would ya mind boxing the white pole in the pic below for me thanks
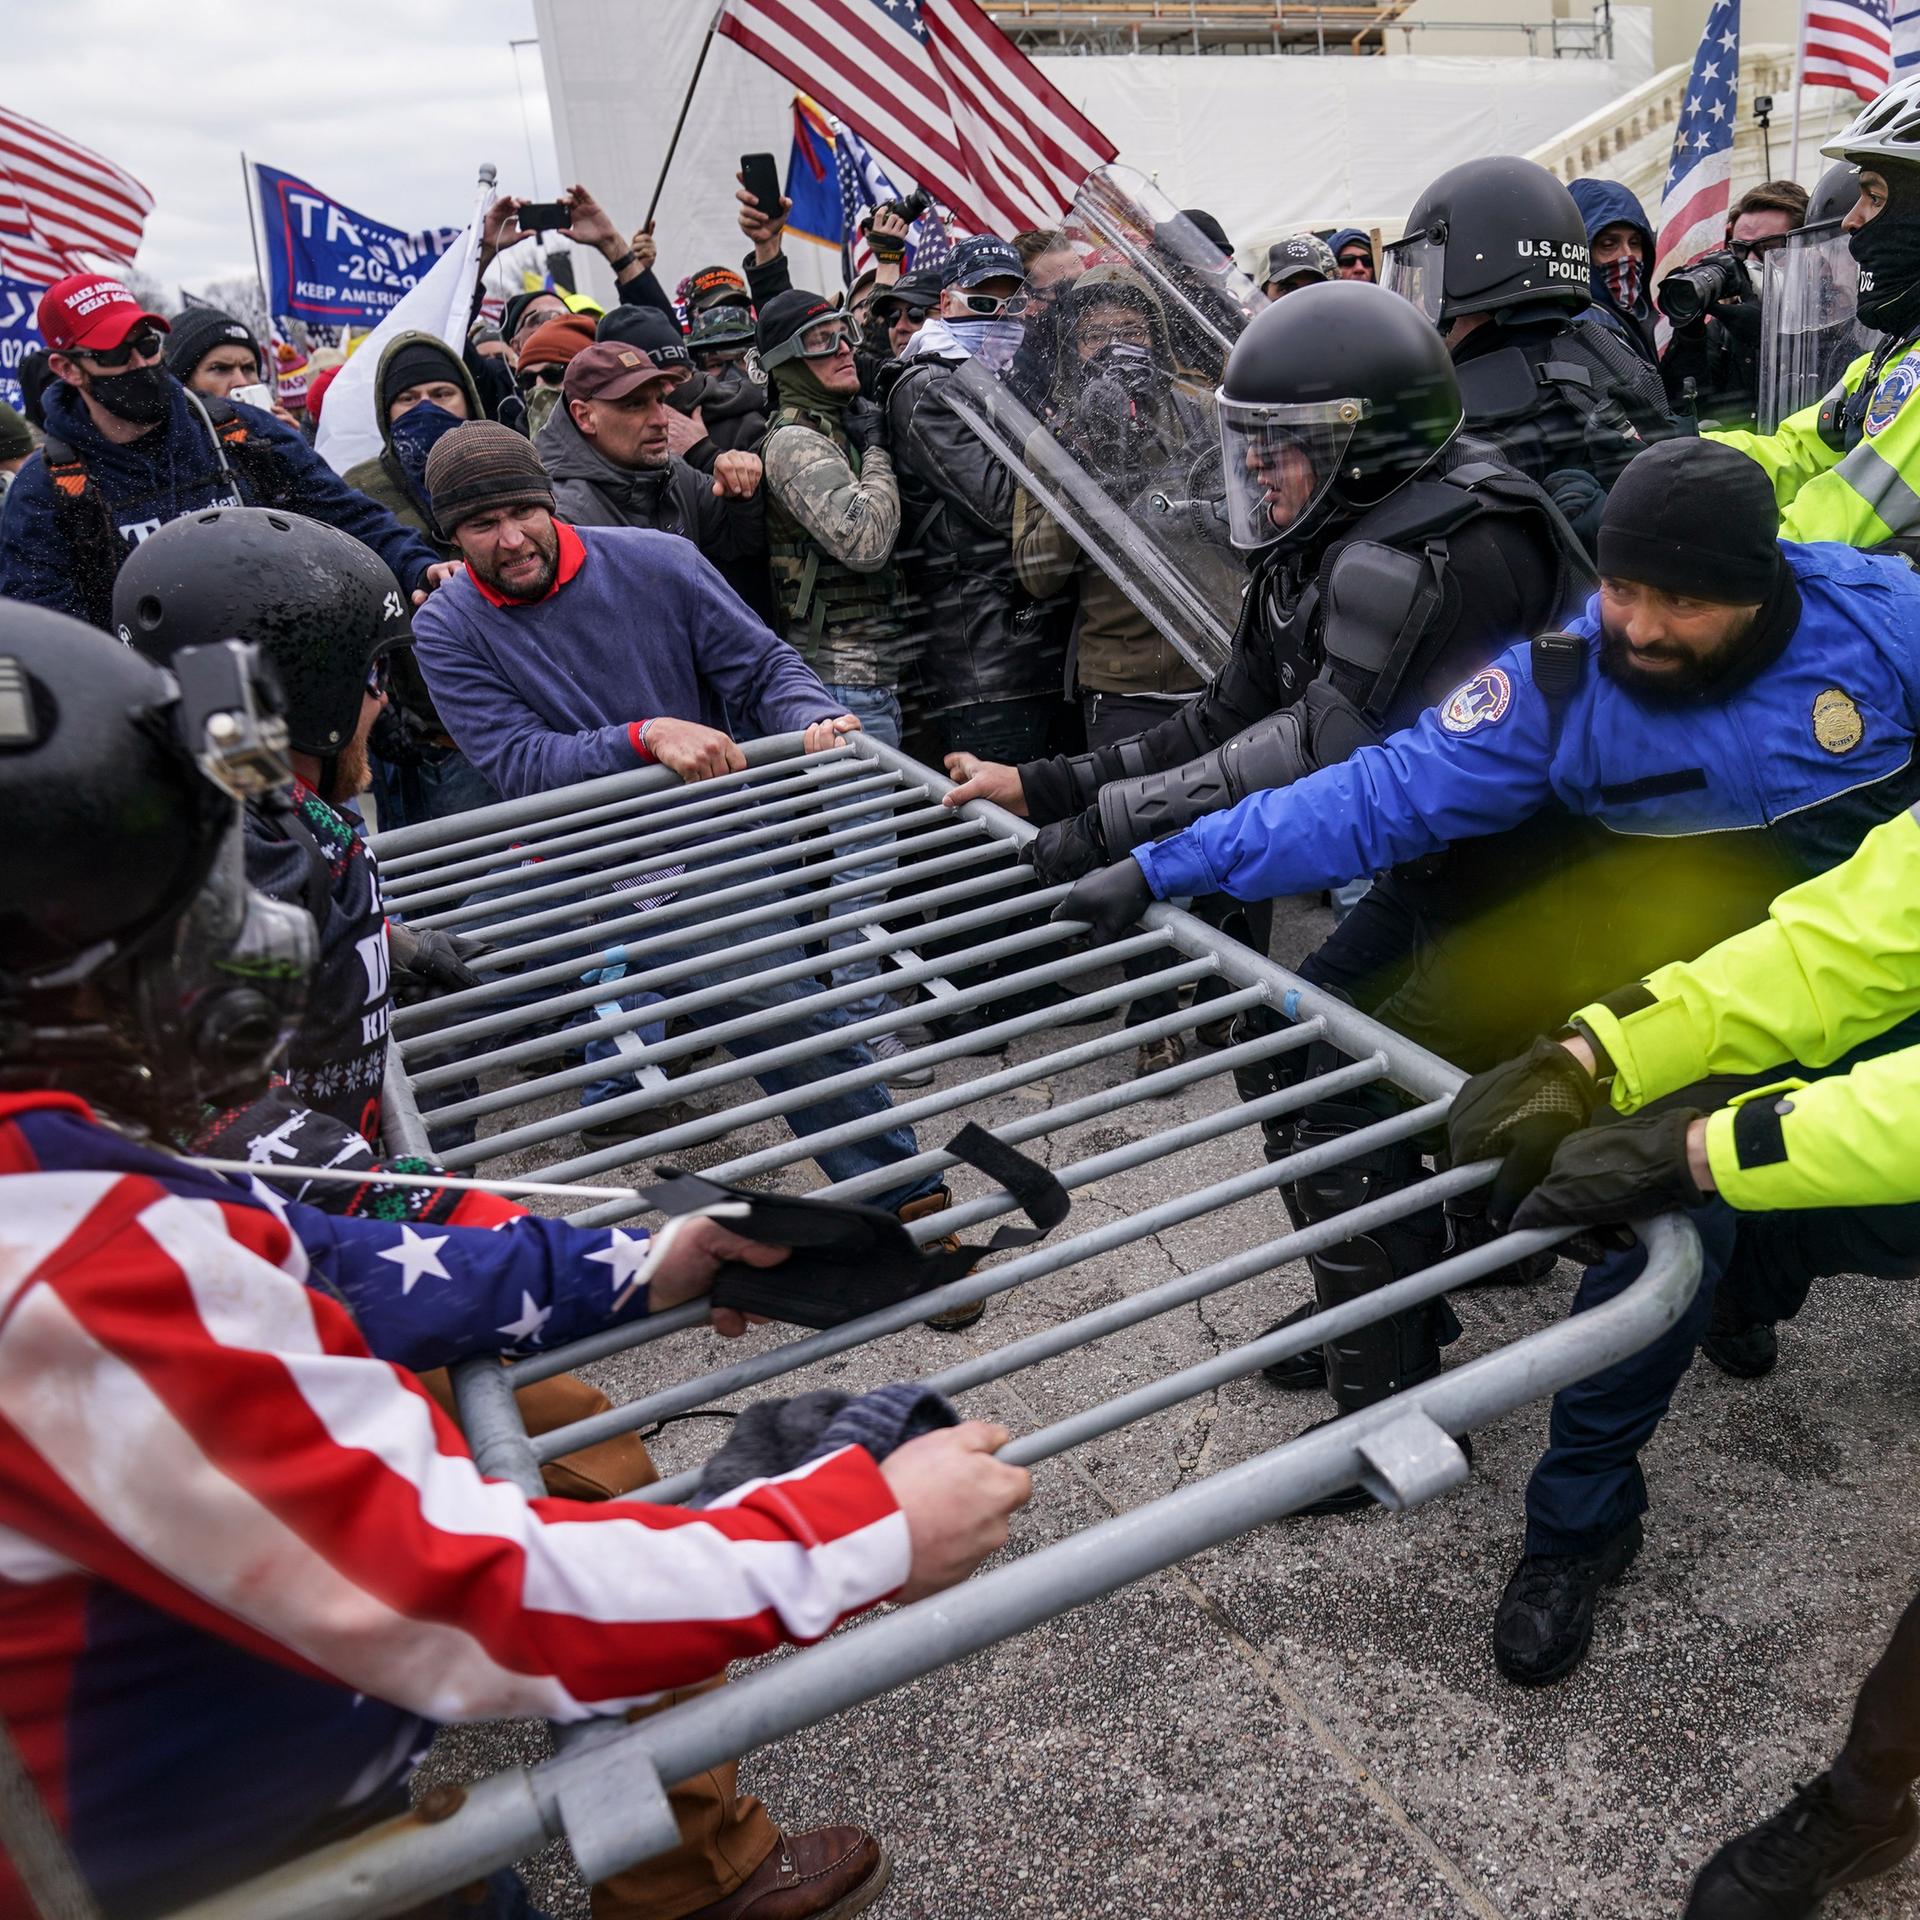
[1788,0,1810,181]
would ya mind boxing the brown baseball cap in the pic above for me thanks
[563,341,684,405]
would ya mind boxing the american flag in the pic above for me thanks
[717,0,1116,238]
[1803,0,1895,99]
[836,123,955,281]
[1654,0,1741,330]
[0,103,152,288]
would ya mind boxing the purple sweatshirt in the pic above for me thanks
[410,522,840,800]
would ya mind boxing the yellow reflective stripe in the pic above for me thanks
[1830,435,1920,535]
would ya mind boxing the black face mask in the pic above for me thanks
[1850,172,1920,338]
[88,362,175,426]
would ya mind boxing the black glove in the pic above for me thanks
[1021,808,1106,885]
[841,397,886,458]
[1447,1036,1602,1225]
[1510,1108,1706,1231]
[1052,856,1153,946]
[389,924,485,1005]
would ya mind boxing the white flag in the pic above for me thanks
[314,176,490,478]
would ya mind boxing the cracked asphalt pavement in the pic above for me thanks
[423,891,1920,1920]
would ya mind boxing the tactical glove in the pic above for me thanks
[1447,1035,1601,1225]
[841,397,887,458]
[1510,1108,1706,1232]
[1021,808,1106,885]
[1052,855,1153,947]
[389,923,486,1005]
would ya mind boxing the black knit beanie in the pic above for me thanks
[380,338,465,413]
[596,305,692,369]
[164,307,259,382]
[424,421,556,532]
[1597,439,1782,604]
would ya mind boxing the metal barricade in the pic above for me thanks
[168,733,1700,1920]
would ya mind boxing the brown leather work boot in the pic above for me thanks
[670,1825,890,1920]
[897,1186,986,1331]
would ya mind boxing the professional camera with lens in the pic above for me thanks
[1656,248,1753,326]
[863,188,932,235]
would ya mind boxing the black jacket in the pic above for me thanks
[1450,312,1686,527]
[535,403,774,625]
[877,335,1067,712]
[1021,448,1580,825]
[670,366,771,471]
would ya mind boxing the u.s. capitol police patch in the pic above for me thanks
[1440,667,1512,734]
[1865,359,1919,437]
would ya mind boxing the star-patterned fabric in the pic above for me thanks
[1653,0,1741,301]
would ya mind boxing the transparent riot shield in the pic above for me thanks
[1758,219,1874,433]
[943,166,1265,681]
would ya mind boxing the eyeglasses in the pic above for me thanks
[74,327,166,370]
[1729,234,1790,263]
[515,363,569,392]
[952,291,1030,318]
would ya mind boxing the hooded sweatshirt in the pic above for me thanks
[1569,178,1660,367]
[342,330,484,553]
[536,398,773,623]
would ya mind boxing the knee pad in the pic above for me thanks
[1309,1234,1461,1414]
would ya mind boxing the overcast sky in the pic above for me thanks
[8,0,564,293]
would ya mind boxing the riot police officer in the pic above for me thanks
[1384,155,1685,539]
[942,282,1592,1495]
[944,280,1590,884]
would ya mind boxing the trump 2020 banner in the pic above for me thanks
[0,271,40,413]
[253,162,461,326]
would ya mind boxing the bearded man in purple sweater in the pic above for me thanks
[409,424,983,1321]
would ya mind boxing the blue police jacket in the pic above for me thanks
[1134,540,1920,910]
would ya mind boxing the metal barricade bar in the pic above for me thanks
[159,733,1704,1920]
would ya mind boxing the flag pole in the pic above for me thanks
[1787,0,1809,180]
[645,7,724,228]
[239,150,270,317]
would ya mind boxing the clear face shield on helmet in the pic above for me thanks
[933,166,1264,680]
[1383,227,1448,325]
[1216,394,1368,550]
[1757,218,1873,433]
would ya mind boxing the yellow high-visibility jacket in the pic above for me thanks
[1569,804,1920,1211]
[1710,337,1920,547]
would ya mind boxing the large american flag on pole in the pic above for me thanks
[1653,0,1741,336]
[0,103,152,287]
[717,0,1116,238]
[1804,0,1895,99]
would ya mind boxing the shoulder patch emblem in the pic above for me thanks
[1812,687,1864,754]
[1441,667,1512,735]
[1865,359,1919,437]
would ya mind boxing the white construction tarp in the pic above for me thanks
[530,0,1654,305]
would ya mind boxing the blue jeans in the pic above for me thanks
[1523,1199,1739,1556]
[814,684,904,1029]
[448,892,937,1210]
[370,748,499,832]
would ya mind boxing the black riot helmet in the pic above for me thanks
[1807,160,1861,228]
[0,603,313,1132]
[1385,156,1592,327]
[1216,279,1463,550]
[112,507,414,791]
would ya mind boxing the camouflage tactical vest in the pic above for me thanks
[763,402,908,685]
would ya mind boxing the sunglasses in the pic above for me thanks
[75,327,166,370]
[515,363,569,391]
[366,656,393,699]
[1729,235,1789,263]
[952,291,1030,318]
